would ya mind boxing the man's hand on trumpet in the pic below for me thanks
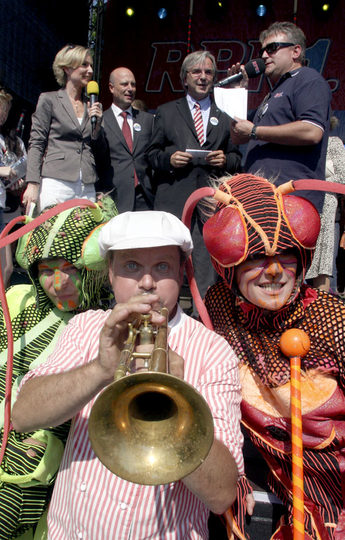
[97,293,162,383]
[96,292,184,383]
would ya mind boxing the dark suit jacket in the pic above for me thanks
[147,96,242,218]
[101,107,154,213]
[26,88,103,185]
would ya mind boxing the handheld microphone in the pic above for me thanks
[215,58,265,88]
[87,81,100,132]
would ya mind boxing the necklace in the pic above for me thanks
[71,99,84,118]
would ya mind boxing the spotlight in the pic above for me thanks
[251,0,271,17]
[315,0,338,17]
[205,0,228,20]
[256,4,267,16]
[125,6,135,16]
[153,0,172,21]
[157,7,168,19]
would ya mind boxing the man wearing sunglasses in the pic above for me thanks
[230,21,331,213]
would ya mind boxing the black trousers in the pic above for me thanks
[134,185,153,211]
[190,209,217,316]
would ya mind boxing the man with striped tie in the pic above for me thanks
[147,51,241,305]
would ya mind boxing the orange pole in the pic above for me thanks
[290,354,305,539]
[280,329,310,540]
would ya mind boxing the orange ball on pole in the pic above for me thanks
[280,328,310,359]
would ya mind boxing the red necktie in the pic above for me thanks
[120,111,138,186]
[193,102,205,146]
[121,111,133,151]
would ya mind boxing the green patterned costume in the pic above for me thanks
[0,201,116,539]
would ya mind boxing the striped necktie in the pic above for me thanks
[193,102,204,146]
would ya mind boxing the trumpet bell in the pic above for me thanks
[88,371,214,485]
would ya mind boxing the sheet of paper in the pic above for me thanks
[214,87,248,120]
[185,148,211,162]
[185,149,211,157]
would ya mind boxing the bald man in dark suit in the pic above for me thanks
[101,67,154,213]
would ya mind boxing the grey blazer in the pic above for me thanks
[26,88,104,185]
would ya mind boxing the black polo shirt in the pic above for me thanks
[245,67,331,212]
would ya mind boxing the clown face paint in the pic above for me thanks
[235,253,298,311]
[38,258,82,311]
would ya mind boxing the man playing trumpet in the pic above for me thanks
[12,210,243,539]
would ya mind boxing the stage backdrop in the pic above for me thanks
[101,0,345,135]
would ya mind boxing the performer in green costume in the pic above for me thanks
[0,200,116,539]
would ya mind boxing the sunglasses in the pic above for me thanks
[259,42,295,57]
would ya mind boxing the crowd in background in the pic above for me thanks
[2,34,345,297]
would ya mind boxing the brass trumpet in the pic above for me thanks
[88,307,214,485]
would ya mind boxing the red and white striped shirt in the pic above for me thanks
[22,306,243,539]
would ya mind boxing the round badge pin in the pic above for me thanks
[210,117,218,126]
[133,123,141,132]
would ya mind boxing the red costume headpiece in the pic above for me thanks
[182,174,345,326]
[202,174,320,288]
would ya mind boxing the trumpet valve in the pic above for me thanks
[139,314,154,345]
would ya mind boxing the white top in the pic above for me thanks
[21,305,243,539]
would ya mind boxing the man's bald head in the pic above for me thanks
[109,67,136,110]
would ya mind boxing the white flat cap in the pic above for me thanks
[98,211,193,258]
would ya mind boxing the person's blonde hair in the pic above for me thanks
[330,114,339,131]
[0,88,23,156]
[52,44,92,87]
[0,88,13,110]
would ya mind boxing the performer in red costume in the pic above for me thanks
[185,173,345,539]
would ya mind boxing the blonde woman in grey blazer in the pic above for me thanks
[22,44,104,213]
